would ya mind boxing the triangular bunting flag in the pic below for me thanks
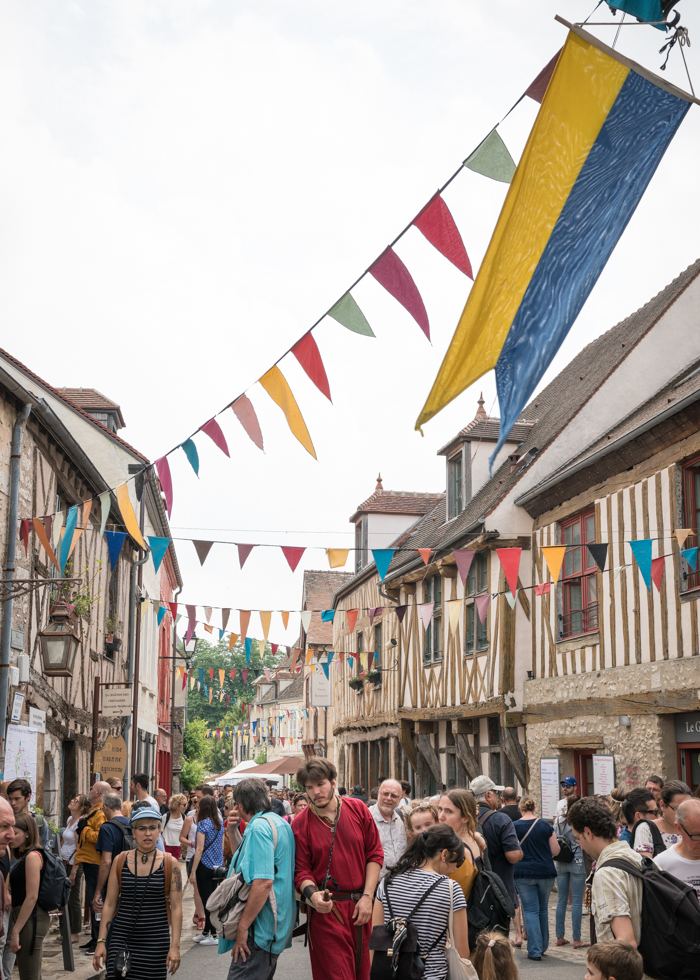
[260,611,271,640]
[203,623,213,634]
[115,483,147,549]
[240,610,250,641]
[420,602,435,630]
[180,439,200,477]
[417,549,432,566]
[20,519,29,557]
[534,583,551,596]
[52,510,63,549]
[327,292,375,337]
[505,590,518,610]
[258,638,266,657]
[193,540,214,566]
[281,611,289,629]
[231,395,265,451]
[587,543,608,574]
[541,546,566,585]
[291,332,332,402]
[300,610,313,633]
[209,668,214,680]
[282,546,305,572]
[200,418,230,457]
[259,366,317,459]
[475,593,490,624]
[464,129,516,183]
[59,505,79,573]
[676,529,693,549]
[326,548,350,569]
[99,491,111,537]
[396,605,407,624]
[629,540,653,591]
[32,518,60,572]
[651,556,665,592]
[497,548,521,596]
[372,549,395,582]
[228,633,239,652]
[413,193,473,278]
[148,536,171,574]
[245,637,252,663]
[370,608,383,627]
[681,547,698,571]
[204,607,212,623]
[157,606,166,626]
[242,668,248,684]
[525,48,561,103]
[82,498,92,532]
[321,662,330,680]
[369,248,430,341]
[447,600,461,635]
[219,669,225,687]
[453,550,476,586]
[271,643,279,656]
[186,605,197,644]
[222,608,230,631]
[104,530,127,571]
[67,528,83,559]
[321,609,335,623]
[346,609,358,633]
[154,456,173,518]
[237,543,255,569]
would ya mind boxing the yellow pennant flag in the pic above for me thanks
[305,648,313,665]
[281,611,289,629]
[219,690,224,702]
[228,632,239,651]
[310,664,316,674]
[33,519,60,572]
[259,366,317,459]
[140,600,149,622]
[115,483,147,549]
[447,599,462,635]
[541,545,567,584]
[259,611,271,641]
[676,528,693,549]
[219,669,225,687]
[326,548,350,569]
[190,674,196,689]
[52,510,64,549]
[197,680,201,691]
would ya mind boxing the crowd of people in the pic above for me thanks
[2,763,693,980]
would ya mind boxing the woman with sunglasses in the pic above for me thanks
[93,806,182,980]
[634,779,692,854]
[372,825,470,980]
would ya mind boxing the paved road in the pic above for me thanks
[177,933,588,980]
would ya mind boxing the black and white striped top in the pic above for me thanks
[376,868,466,980]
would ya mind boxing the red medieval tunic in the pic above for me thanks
[293,797,384,980]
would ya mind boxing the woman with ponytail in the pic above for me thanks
[471,931,519,980]
[372,825,470,980]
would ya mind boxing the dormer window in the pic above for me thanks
[447,450,465,520]
[355,517,368,572]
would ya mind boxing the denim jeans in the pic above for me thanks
[554,857,586,941]
[515,877,555,959]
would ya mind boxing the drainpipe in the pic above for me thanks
[170,582,183,791]
[0,402,31,757]
[124,552,148,783]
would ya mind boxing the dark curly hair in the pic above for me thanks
[567,797,619,841]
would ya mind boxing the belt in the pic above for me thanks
[298,890,365,974]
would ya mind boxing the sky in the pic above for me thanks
[1,1,698,647]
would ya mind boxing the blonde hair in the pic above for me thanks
[472,931,519,980]
[121,800,133,817]
[406,802,438,833]
[518,796,536,814]
[440,789,477,837]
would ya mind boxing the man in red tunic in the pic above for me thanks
[293,757,383,980]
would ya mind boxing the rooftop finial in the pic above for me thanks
[375,473,383,491]
[476,392,487,418]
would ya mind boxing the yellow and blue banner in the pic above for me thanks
[417,28,693,466]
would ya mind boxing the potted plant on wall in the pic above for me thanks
[348,672,365,692]
[104,615,122,654]
[367,667,382,687]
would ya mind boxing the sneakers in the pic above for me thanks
[83,947,97,956]
[79,940,94,950]
[199,936,218,946]
[192,933,206,943]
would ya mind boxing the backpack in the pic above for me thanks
[630,818,666,857]
[206,814,279,940]
[465,848,515,942]
[369,877,445,980]
[30,848,71,912]
[109,817,137,853]
[552,817,575,864]
[598,857,700,980]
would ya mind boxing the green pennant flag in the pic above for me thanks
[464,129,516,184]
[327,292,375,337]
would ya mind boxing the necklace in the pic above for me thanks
[136,849,152,865]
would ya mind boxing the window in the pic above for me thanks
[448,451,464,520]
[373,623,382,670]
[357,631,363,674]
[423,576,443,664]
[465,552,488,656]
[561,510,598,638]
[355,518,368,572]
[683,458,700,591]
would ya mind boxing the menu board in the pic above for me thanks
[593,755,616,796]
[540,757,560,821]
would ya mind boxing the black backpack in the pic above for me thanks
[630,818,666,857]
[600,857,700,980]
[30,848,71,912]
[109,817,137,853]
[466,854,515,941]
[369,878,445,980]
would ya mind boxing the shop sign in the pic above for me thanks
[675,712,700,743]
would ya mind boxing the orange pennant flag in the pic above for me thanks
[209,668,214,679]
[82,498,92,530]
[219,669,225,687]
[32,518,60,572]
[675,529,693,549]
[208,688,213,704]
[281,611,289,629]
[260,611,271,641]
[228,632,239,651]
[239,610,250,642]
[541,545,567,585]
[203,624,213,633]
[346,609,359,633]
[290,648,300,672]
[258,366,317,459]
[115,483,147,549]
[68,528,84,558]
[417,549,432,565]
[305,648,313,665]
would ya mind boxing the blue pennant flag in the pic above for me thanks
[219,629,225,640]
[181,438,200,477]
[372,549,396,582]
[327,651,335,663]
[629,539,653,590]
[198,667,204,684]
[104,530,127,571]
[252,720,258,734]
[321,662,330,679]
[321,609,335,622]
[681,547,698,572]
[148,536,171,574]
[59,505,79,574]
[245,637,252,663]
[157,605,166,627]
[348,656,354,668]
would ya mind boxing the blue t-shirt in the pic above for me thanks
[95,815,131,856]
[513,818,557,879]
[196,817,224,869]
[478,806,522,902]
[217,811,295,957]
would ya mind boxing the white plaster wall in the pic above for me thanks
[470,439,520,501]
[367,513,423,549]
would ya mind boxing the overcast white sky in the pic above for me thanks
[2,1,698,646]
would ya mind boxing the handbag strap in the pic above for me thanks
[519,818,540,845]
[385,874,443,923]
[122,851,158,948]
[448,878,455,941]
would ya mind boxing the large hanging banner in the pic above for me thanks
[417,22,694,468]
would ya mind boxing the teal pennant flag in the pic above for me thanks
[629,539,653,590]
[372,549,396,582]
[148,536,171,574]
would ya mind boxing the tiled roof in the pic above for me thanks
[258,674,304,704]
[437,416,534,456]
[349,490,445,523]
[60,388,126,428]
[300,570,354,644]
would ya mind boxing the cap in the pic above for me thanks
[129,806,163,825]
[561,776,578,788]
[469,775,505,797]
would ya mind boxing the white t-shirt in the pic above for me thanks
[654,845,700,900]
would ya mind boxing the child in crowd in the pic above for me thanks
[585,941,643,980]
[406,801,438,841]
[471,931,518,980]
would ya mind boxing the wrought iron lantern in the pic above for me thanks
[39,620,81,677]
[183,633,199,656]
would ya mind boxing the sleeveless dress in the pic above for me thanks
[106,860,170,980]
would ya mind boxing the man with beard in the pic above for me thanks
[293,757,383,980]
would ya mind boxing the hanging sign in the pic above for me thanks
[95,735,128,780]
[102,686,132,717]
[540,757,560,821]
[311,670,332,707]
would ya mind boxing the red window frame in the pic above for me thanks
[561,509,598,639]
[683,457,700,591]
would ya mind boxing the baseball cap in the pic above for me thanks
[469,775,505,796]
[129,806,163,825]
[561,776,578,788]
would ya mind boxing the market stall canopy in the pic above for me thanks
[243,756,304,775]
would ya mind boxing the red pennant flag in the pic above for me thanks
[453,550,476,585]
[242,669,248,683]
[497,548,521,597]
[651,557,665,592]
[155,456,173,518]
[271,643,279,656]
[182,670,188,691]
[20,519,29,557]
[230,669,236,680]
[369,248,430,340]
[346,609,359,633]
[231,395,264,451]
[209,668,214,680]
[237,543,255,569]
[525,49,562,103]
[200,418,230,457]
[169,602,178,619]
[534,583,551,596]
[413,194,473,278]
[282,546,305,572]
[225,695,230,706]
[417,549,432,566]
[291,333,332,402]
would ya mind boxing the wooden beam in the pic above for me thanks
[549,736,605,750]
[416,733,442,785]
[399,696,505,722]
[398,719,418,771]
[415,720,435,734]
[501,724,527,789]
[454,733,481,779]
[452,719,478,735]
[524,688,700,723]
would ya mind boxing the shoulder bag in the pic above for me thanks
[369,877,445,980]
[445,880,478,980]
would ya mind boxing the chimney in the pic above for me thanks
[509,454,520,474]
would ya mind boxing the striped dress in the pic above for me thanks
[106,860,171,980]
